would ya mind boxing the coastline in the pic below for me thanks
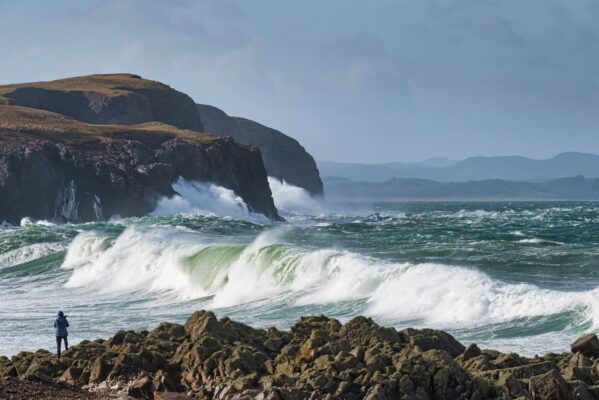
[1,311,597,399]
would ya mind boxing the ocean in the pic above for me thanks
[1,178,598,357]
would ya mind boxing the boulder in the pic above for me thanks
[459,343,481,362]
[571,334,599,358]
[528,369,570,400]
[401,328,465,358]
[128,374,154,399]
[149,323,186,342]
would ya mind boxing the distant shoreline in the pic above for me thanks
[325,197,599,202]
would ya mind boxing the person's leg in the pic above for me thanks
[56,336,61,358]
[64,336,68,351]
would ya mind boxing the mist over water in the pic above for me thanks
[1,178,599,357]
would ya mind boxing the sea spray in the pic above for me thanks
[0,242,65,269]
[152,178,252,220]
[268,177,324,216]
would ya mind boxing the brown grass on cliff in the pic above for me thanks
[0,105,218,146]
[0,73,168,98]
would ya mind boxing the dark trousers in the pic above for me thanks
[56,336,68,358]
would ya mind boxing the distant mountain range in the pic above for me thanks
[324,176,599,201]
[318,152,599,182]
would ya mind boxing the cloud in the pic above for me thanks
[0,0,597,162]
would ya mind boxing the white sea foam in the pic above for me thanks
[152,178,252,220]
[366,263,599,328]
[0,242,64,268]
[20,217,56,227]
[518,238,563,245]
[60,226,599,331]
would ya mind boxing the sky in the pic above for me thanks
[0,0,597,163]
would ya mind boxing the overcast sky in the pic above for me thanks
[1,0,597,163]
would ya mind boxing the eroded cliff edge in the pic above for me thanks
[0,75,280,223]
[197,104,324,196]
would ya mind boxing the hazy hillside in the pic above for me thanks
[324,175,599,200]
[319,152,599,182]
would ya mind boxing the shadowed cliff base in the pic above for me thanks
[1,311,598,399]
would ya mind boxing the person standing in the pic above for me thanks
[54,311,69,359]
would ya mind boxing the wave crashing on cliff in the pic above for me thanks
[268,177,324,216]
[151,177,326,221]
[152,178,251,219]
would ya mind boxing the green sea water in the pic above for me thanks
[2,199,599,357]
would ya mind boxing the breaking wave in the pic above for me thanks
[0,242,64,269]
[60,226,599,330]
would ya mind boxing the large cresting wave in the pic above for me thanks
[60,226,599,330]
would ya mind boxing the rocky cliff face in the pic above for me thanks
[0,104,280,224]
[196,104,324,196]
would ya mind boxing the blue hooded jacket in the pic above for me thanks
[54,311,69,337]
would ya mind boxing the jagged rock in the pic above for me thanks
[149,323,186,342]
[475,361,557,381]
[494,371,530,399]
[60,366,83,385]
[183,310,220,342]
[128,374,153,399]
[460,343,482,362]
[559,352,595,383]
[571,334,599,358]
[89,355,113,383]
[401,328,465,357]
[528,369,570,400]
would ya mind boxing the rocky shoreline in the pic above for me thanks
[1,311,598,399]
